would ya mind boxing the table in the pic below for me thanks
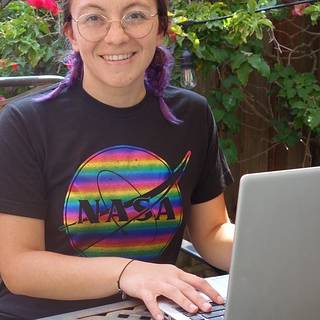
[38,299,151,320]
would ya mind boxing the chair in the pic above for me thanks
[0,75,64,110]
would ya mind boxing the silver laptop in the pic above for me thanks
[159,166,320,320]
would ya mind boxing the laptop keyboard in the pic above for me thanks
[175,301,225,320]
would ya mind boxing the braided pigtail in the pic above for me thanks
[145,46,182,125]
[35,51,83,102]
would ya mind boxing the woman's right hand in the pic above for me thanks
[118,260,224,320]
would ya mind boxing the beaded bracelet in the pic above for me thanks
[117,259,135,300]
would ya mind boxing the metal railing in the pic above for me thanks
[0,75,64,88]
[0,75,64,109]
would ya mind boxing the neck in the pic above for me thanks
[82,77,147,108]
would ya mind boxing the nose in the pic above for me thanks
[103,20,130,44]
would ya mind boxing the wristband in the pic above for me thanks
[117,259,135,300]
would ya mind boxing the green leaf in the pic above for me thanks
[222,93,238,112]
[289,100,306,112]
[212,108,226,123]
[38,21,49,34]
[236,63,252,86]
[255,26,263,40]
[308,111,320,130]
[230,87,245,102]
[259,18,274,29]
[210,47,229,64]
[223,113,241,133]
[247,0,257,13]
[186,32,200,48]
[199,46,221,63]
[230,52,247,71]
[272,120,300,147]
[286,88,296,99]
[220,138,238,164]
[222,76,241,89]
[247,54,270,77]
[297,87,313,100]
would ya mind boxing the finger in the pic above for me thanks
[173,280,213,313]
[159,283,199,314]
[181,273,225,305]
[142,291,164,320]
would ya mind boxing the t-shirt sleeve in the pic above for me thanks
[191,104,233,204]
[0,103,47,219]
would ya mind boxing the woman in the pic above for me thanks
[0,0,234,319]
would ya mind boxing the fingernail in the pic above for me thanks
[189,304,198,312]
[202,302,212,311]
[217,296,225,304]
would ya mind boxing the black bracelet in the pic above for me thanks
[117,259,135,300]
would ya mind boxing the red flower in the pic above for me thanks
[292,4,309,16]
[0,96,6,101]
[26,0,59,16]
[11,63,19,72]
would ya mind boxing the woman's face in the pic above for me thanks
[65,0,163,98]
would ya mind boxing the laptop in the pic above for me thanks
[159,166,320,320]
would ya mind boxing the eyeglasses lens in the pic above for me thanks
[77,11,155,41]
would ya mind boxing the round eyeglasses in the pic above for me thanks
[72,10,158,42]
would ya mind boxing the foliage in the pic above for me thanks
[270,64,320,145]
[168,0,320,164]
[304,2,320,24]
[0,1,66,96]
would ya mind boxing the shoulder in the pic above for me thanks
[164,85,208,110]
[163,85,211,123]
[0,83,70,121]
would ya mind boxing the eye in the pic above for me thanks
[124,11,148,24]
[81,14,105,26]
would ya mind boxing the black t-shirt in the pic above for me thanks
[0,82,233,319]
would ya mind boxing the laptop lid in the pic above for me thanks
[159,166,320,320]
[225,166,320,320]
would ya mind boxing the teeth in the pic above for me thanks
[103,53,133,61]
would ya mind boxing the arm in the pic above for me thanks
[187,194,235,272]
[0,213,130,300]
[0,213,224,320]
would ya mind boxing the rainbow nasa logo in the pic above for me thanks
[63,145,191,260]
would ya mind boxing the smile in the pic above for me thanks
[102,53,135,61]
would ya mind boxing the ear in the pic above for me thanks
[64,22,80,52]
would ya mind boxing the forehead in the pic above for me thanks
[70,0,158,15]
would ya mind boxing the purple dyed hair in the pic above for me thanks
[145,46,182,125]
[36,0,181,124]
[35,51,83,101]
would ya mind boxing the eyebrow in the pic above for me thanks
[122,2,153,12]
[77,2,154,16]
[78,4,105,16]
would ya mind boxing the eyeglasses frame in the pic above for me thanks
[71,11,159,42]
